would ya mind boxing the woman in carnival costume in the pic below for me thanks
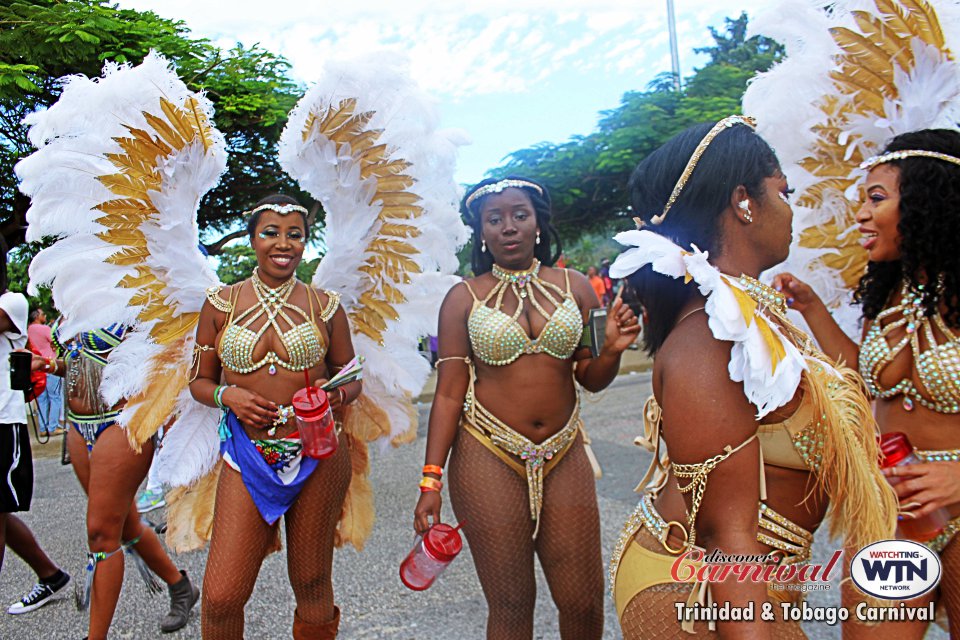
[742,2,960,635]
[17,51,466,639]
[30,323,199,638]
[15,57,209,640]
[777,131,960,638]
[191,195,358,639]
[413,175,641,639]
[607,117,897,639]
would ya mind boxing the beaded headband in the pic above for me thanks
[860,150,960,170]
[649,115,757,226]
[464,179,544,209]
[247,203,309,216]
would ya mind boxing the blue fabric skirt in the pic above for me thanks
[220,411,318,525]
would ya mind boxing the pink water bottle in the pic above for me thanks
[292,387,338,459]
[880,432,951,542]
[399,523,463,591]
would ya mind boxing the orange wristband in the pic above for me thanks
[422,464,443,477]
[418,477,443,493]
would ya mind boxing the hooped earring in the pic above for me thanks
[738,199,753,223]
[536,230,541,245]
[481,238,487,253]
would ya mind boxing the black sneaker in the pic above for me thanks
[7,571,71,614]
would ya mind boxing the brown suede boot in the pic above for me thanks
[293,606,340,640]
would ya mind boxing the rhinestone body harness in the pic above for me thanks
[214,268,339,375]
[859,281,960,413]
[466,260,583,366]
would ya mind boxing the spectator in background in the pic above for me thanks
[586,266,606,304]
[599,258,614,305]
[27,310,61,436]
[1,292,71,614]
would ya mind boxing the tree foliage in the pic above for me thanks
[0,0,310,258]
[491,13,783,241]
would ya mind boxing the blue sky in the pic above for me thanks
[117,0,760,184]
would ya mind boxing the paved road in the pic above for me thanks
[0,373,946,639]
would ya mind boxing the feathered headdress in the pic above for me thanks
[743,0,960,335]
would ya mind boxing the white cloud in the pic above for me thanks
[119,0,756,99]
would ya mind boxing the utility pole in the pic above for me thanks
[666,0,682,90]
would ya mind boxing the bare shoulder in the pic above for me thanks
[657,309,757,460]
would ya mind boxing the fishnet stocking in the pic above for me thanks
[449,429,603,640]
[284,436,351,631]
[619,528,806,639]
[939,535,960,638]
[201,442,351,640]
[202,465,281,640]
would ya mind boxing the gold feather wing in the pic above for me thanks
[279,55,468,548]
[18,52,227,447]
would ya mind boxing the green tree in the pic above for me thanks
[0,0,311,259]
[492,12,783,241]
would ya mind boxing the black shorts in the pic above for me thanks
[0,424,32,512]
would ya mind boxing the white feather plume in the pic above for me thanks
[279,53,468,444]
[17,52,226,472]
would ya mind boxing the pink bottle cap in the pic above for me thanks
[423,523,463,562]
[292,387,329,419]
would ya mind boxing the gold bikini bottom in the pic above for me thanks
[611,494,811,633]
[461,391,582,538]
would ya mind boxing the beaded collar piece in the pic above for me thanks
[492,259,541,291]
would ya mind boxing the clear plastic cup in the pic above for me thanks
[399,523,463,591]
[292,387,337,459]
[880,432,951,542]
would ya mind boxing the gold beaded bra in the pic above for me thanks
[209,269,341,375]
[465,260,583,367]
[859,282,960,413]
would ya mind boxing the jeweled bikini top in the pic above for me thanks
[465,259,583,367]
[211,269,340,375]
[859,281,960,413]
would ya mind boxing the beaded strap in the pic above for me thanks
[205,285,234,313]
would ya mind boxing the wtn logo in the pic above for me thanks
[861,559,928,583]
[851,541,941,600]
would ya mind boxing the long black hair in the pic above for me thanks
[246,194,310,239]
[461,176,562,275]
[623,121,781,354]
[853,129,960,327]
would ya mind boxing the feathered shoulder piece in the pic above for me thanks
[609,230,807,417]
[743,0,960,335]
[16,51,226,450]
[279,54,468,447]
